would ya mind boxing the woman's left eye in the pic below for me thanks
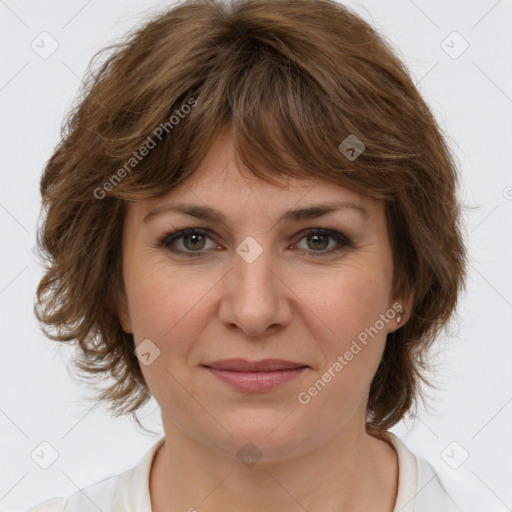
[159,228,353,259]
[293,228,353,258]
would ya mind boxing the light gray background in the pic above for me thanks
[0,0,511,511]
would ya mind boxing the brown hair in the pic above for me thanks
[34,0,467,435]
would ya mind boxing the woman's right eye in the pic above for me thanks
[160,228,217,257]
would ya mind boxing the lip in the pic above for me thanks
[202,359,309,393]
[203,358,307,371]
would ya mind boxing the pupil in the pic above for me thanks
[185,234,204,250]
[309,234,327,250]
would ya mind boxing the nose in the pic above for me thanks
[218,238,293,338]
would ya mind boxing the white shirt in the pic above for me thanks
[26,432,464,512]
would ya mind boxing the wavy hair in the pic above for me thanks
[34,0,467,435]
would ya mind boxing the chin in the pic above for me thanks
[200,410,315,461]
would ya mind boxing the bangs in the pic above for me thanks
[91,17,407,203]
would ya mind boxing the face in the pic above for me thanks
[117,125,410,462]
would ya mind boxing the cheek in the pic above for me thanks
[296,272,392,426]
[313,267,392,383]
[320,264,392,337]
[123,259,220,410]
[124,251,205,341]
[124,264,209,406]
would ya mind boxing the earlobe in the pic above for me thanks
[396,306,405,325]
[392,291,414,330]
[116,288,133,334]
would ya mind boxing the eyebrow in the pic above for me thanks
[143,200,369,225]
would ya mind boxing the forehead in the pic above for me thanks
[133,125,379,219]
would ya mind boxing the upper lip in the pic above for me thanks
[202,358,308,371]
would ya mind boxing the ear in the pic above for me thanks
[116,285,133,334]
[390,290,414,332]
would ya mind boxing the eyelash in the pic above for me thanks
[158,227,353,259]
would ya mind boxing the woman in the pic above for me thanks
[29,0,469,510]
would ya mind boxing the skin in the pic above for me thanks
[117,124,414,512]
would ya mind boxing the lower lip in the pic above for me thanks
[204,367,308,392]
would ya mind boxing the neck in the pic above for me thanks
[149,415,398,512]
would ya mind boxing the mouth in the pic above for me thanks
[201,359,309,392]
[202,358,308,371]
